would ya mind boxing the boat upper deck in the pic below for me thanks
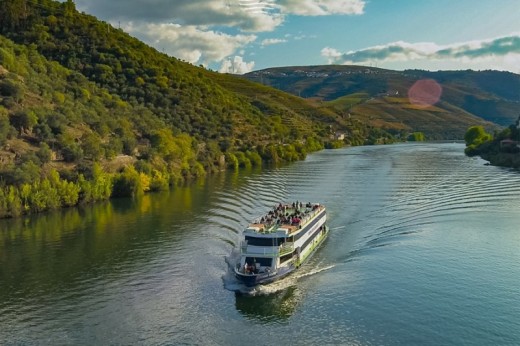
[245,202,325,236]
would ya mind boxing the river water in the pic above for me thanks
[1,142,520,345]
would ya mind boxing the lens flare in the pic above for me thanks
[408,79,442,107]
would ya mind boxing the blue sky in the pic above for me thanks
[73,0,520,74]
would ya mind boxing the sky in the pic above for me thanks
[71,0,520,74]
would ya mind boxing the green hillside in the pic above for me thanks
[1,0,357,148]
[245,65,516,138]
[0,0,400,217]
[323,95,494,139]
[464,121,520,170]
[1,0,268,143]
[0,0,502,218]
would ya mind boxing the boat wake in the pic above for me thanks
[293,264,335,279]
[222,253,335,296]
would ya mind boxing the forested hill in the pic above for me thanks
[1,0,309,142]
[245,66,517,138]
[0,0,385,150]
[0,0,395,217]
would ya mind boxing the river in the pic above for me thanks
[1,142,520,345]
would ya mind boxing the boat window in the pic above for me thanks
[245,257,272,267]
[245,236,285,246]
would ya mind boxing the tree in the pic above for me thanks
[464,126,491,147]
[81,132,103,160]
[407,132,425,141]
[0,78,24,103]
[0,107,11,144]
[0,0,28,31]
[10,110,37,134]
[464,126,492,156]
[36,142,53,163]
[111,165,143,198]
[13,160,40,185]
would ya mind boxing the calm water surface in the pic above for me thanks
[1,143,520,345]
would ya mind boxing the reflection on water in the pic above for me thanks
[0,189,196,301]
[2,143,520,345]
[235,286,301,323]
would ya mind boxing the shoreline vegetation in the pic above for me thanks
[464,120,520,170]
[0,0,410,218]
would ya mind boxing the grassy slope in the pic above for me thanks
[0,0,345,150]
[213,73,344,139]
[346,97,493,140]
[1,0,379,177]
[245,65,518,138]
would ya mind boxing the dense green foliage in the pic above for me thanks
[0,0,347,148]
[407,132,425,141]
[0,166,111,218]
[464,126,492,147]
[0,0,396,217]
[464,121,520,169]
[464,125,493,155]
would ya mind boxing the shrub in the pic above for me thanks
[111,165,143,198]
[0,79,23,102]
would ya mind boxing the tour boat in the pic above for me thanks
[234,202,329,287]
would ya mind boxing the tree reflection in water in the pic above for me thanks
[234,286,302,323]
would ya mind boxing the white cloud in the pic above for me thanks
[75,0,365,33]
[239,0,277,15]
[219,56,256,74]
[321,34,520,72]
[321,47,342,61]
[76,0,283,32]
[278,0,365,16]
[503,54,520,72]
[286,33,317,40]
[124,22,256,65]
[72,0,367,71]
[261,38,288,46]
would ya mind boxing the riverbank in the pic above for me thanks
[479,152,520,170]
[464,124,520,171]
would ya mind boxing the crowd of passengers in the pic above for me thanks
[258,202,319,227]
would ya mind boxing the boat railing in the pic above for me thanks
[240,246,280,256]
[279,242,294,256]
[302,205,324,225]
[240,241,295,256]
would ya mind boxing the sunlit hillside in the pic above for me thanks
[245,65,518,138]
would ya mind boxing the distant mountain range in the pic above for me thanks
[245,66,519,139]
